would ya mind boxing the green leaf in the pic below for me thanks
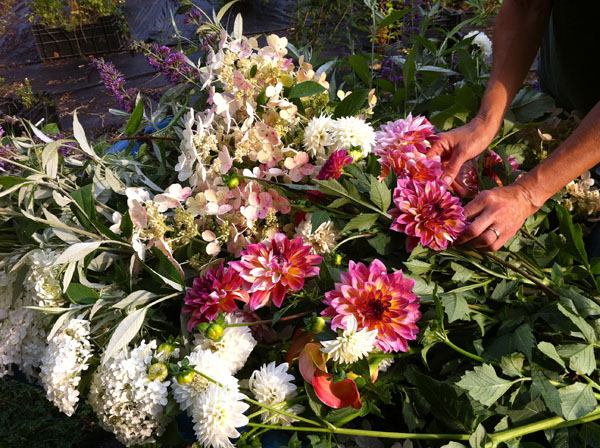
[441,443,466,448]
[556,204,588,266]
[150,247,185,287]
[288,81,327,99]
[557,343,596,376]
[348,54,371,86]
[311,210,330,233]
[457,364,519,407]
[560,288,600,318]
[403,260,431,275]
[124,96,144,136]
[513,323,536,358]
[102,306,148,363]
[66,283,100,305]
[70,184,97,230]
[530,365,562,416]
[451,262,474,283]
[510,88,555,123]
[500,353,525,378]
[469,424,487,448]
[403,46,416,91]
[537,341,566,369]
[441,293,470,323]
[368,233,392,256]
[333,89,370,118]
[457,49,477,83]
[580,422,600,448]
[329,197,350,208]
[376,8,409,31]
[369,177,391,212]
[0,176,30,189]
[557,302,597,343]
[490,279,519,300]
[342,213,378,233]
[558,382,597,421]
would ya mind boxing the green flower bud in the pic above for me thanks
[306,316,326,334]
[177,371,195,385]
[206,323,224,341]
[334,254,343,265]
[228,176,240,189]
[148,362,168,382]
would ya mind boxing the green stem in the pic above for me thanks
[226,311,312,327]
[443,337,486,364]
[486,406,600,447]
[244,397,322,427]
[246,423,470,441]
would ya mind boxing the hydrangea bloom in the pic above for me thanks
[172,349,239,413]
[390,179,467,252]
[320,315,378,364]
[249,361,304,425]
[230,233,322,310]
[317,150,354,180]
[191,384,249,448]
[193,314,257,374]
[322,259,420,353]
[183,264,250,330]
[39,317,92,416]
[88,340,170,446]
[458,150,519,196]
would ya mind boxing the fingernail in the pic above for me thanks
[442,175,452,186]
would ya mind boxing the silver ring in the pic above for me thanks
[488,227,500,240]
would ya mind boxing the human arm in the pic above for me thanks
[427,0,552,186]
[458,100,600,250]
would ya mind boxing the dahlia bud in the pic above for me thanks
[227,176,240,189]
[157,342,175,359]
[348,149,363,163]
[148,362,168,382]
[334,254,343,265]
[176,371,195,385]
[305,316,326,334]
[206,323,224,341]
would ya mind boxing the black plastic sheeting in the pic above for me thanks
[0,0,293,67]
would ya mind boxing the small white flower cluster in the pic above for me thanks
[249,362,304,425]
[193,313,257,374]
[304,115,376,162]
[294,214,339,255]
[321,315,378,365]
[0,250,61,380]
[40,317,93,416]
[88,340,170,447]
[464,30,493,59]
[565,171,600,217]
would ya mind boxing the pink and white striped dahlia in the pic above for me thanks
[229,233,322,310]
[322,260,420,353]
[374,114,438,156]
[183,264,249,330]
[390,179,467,252]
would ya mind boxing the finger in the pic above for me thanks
[463,191,491,221]
[456,210,495,245]
[426,135,448,159]
[441,152,466,186]
[467,228,500,249]
[450,179,469,198]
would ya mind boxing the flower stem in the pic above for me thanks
[226,311,312,327]
[443,337,486,363]
[246,423,471,441]
[244,397,321,427]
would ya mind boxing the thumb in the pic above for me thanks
[426,134,448,160]
[441,152,465,186]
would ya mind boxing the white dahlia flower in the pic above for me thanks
[303,115,334,160]
[191,383,249,448]
[40,317,92,416]
[172,349,239,413]
[330,117,376,158]
[88,340,170,446]
[321,315,378,364]
[294,214,339,255]
[193,314,257,374]
[464,30,492,59]
[249,361,304,425]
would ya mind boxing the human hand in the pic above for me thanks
[427,117,498,188]
[456,183,539,251]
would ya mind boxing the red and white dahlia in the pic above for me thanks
[390,179,467,251]
[322,259,420,353]
[230,233,322,310]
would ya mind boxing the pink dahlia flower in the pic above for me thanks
[317,150,354,180]
[230,233,322,310]
[374,114,438,156]
[390,179,467,252]
[322,259,420,353]
[378,149,443,181]
[183,264,249,330]
[458,150,520,197]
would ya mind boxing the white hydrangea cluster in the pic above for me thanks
[0,250,61,380]
[321,315,378,365]
[172,349,239,412]
[304,115,375,162]
[40,317,93,416]
[295,214,339,255]
[88,340,171,447]
[249,362,304,425]
[192,383,249,448]
[193,314,257,374]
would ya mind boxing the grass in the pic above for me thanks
[0,375,122,448]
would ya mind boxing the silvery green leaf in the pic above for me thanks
[113,290,157,310]
[62,262,76,292]
[73,110,97,160]
[102,306,148,363]
[457,364,520,407]
[41,141,60,179]
[559,382,597,420]
[55,241,102,265]
[47,309,76,341]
